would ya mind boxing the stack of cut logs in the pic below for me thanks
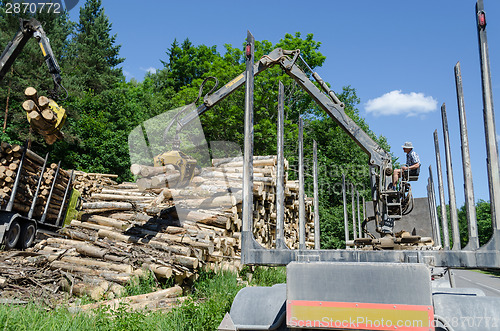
[22,87,63,145]
[201,155,315,248]
[131,163,197,191]
[0,155,314,306]
[73,171,118,199]
[28,183,235,304]
[128,155,316,248]
[0,142,71,223]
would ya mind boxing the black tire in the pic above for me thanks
[19,222,36,249]
[5,220,21,249]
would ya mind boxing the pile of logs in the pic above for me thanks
[131,163,204,191]
[199,155,316,248]
[129,155,316,248]
[0,154,315,309]
[73,171,118,200]
[0,252,186,312]
[0,142,70,224]
[22,87,64,145]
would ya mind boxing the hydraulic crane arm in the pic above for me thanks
[0,18,62,87]
[279,50,392,168]
[170,47,392,171]
[164,52,276,138]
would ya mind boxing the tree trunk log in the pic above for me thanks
[82,201,134,210]
[84,215,131,231]
[74,286,182,312]
[90,193,155,202]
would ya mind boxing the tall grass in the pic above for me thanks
[155,271,244,331]
[0,267,286,331]
[249,266,286,286]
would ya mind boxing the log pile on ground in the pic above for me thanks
[131,163,182,191]
[0,142,70,223]
[73,171,119,199]
[0,155,315,309]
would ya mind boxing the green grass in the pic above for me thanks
[475,269,500,277]
[248,266,286,286]
[155,271,244,331]
[0,267,287,331]
[124,270,175,297]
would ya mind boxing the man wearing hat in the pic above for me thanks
[390,141,420,190]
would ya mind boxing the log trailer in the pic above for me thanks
[0,18,77,248]
[0,18,66,143]
[220,1,500,330]
[0,144,80,250]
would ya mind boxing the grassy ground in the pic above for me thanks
[475,269,500,277]
[0,267,286,331]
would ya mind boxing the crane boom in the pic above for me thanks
[165,48,392,224]
[0,18,62,86]
[171,48,391,168]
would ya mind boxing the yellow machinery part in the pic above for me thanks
[153,150,197,187]
[63,188,81,227]
[48,99,67,132]
[26,99,67,144]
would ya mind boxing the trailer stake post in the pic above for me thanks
[434,130,450,249]
[276,81,287,249]
[441,103,461,250]
[343,174,349,247]
[477,0,500,249]
[454,62,479,250]
[313,140,320,249]
[298,116,306,250]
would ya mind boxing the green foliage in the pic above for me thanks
[124,271,159,297]
[0,303,142,331]
[156,271,243,331]
[458,199,493,247]
[124,270,175,297]
[476,269,500,277]
[0,1,73,145]
[438,200,493,248]
[92,304,148,331]
[0,268,295,331]
[248,266,287,286]
[319,205,348,249]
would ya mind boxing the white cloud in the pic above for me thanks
[140,67,157,74]
[123,70,134,79]
[365,90,438,117]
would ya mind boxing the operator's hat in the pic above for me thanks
[402,141,413,149]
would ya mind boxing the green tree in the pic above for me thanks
[158,38,219,93]
[72,0,124,94]
[457,199,493,247]
[51,78,171,181]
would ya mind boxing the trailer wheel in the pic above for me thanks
[5,220,21,249]
[19,222,36,249]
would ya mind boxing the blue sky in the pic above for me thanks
[69,0,500,206]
